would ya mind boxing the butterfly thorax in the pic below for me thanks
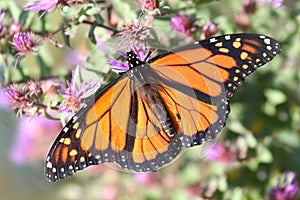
[126,51,177,138]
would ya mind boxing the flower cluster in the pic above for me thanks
[116,19,150,51]
[11,32,40,68]
[57,71,101,114]
[3,80,44,117]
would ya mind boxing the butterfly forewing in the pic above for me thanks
[149,34,280,147]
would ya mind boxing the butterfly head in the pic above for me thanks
[127,50,146,69]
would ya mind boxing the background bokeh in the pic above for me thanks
[0,0,299,199]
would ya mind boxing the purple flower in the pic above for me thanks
[269,0,284,8]
[3,81,44,117]
[24,0,59,19]
[101,184,118,200]
[242,0,257,14]
[0,89,10,109]
[9,115,62,164]
[140,0,161,12]
[268,171,299,200]
[170,14,200,37]
[235,13,251,31]
[8,22,22,36]
[65,50,85,67]
[57,70,101,114]
[107,57,129,72]
[107,46,151,72]
[11,32,39,68]
[133,173,157,186]
[170,14,194,36]
[117,19,150,50]
[201,20,218,39]
[204,143,236,164]
[0,6,6,33]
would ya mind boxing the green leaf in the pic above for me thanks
[18,11,29,26]
[94,14,104,24]
[265,89,287,106]
[88,22,97,44]
[256,144,273,163]
[7,1,21,22]
[61,21,72,48]
[44,110,60,121]
[36,54,50,77]
[193,0,220,5]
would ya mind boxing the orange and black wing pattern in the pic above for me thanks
[45,34,280,182]
[45,75,182,182]
[150,34,280,146]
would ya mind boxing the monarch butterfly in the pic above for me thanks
[45,33,280,182]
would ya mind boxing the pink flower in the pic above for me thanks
[117,19,150,50]
[133,173,157,186]
[205,143,236,164]
[57,71,101,114]
[0,6,6,33]
[268,171,299,200]
[9,115,62,164]
[269,0,284,8]
[101,185,118,200]
[140,0,161,12]
[11,32,39,68]
[201,21,218,39]
[242,0,257,14]
[24,0,59,19]
[2,80,44,117]
[170,14,194,36]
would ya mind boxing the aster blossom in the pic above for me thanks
[57,70,101,114]
[11,32,39,68]
[140,0,161,13]
[204,142,237,164]
[268,171,299,200]
[2,80,44,117]
[269,0,284,7]
[116,19,150,51]
[24,0,60,18]
[170,14,195,36]
[201,20,218,39]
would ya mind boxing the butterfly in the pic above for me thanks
[45,33,280,182]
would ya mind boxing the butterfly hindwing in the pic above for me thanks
[45,75,182,181]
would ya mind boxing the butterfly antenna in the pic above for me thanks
[144,49,152,62]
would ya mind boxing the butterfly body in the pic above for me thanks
[45,34,280,182]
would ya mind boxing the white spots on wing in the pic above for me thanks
[225,35,231,40]
[46,161,52,169]
[209,38,217,43]
[264,38,271,45]
[72,115,78,122]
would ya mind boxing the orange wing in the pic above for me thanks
[150,34,280,146]
[45,76,182,182]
